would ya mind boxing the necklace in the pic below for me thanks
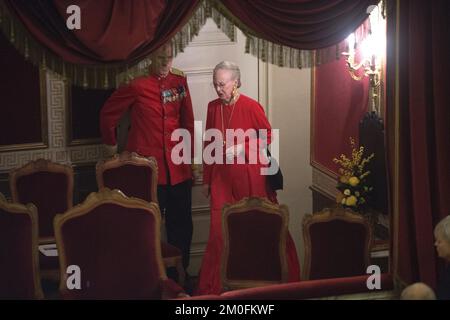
[221,95,239,146]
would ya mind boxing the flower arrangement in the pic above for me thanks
[333,137,374,212]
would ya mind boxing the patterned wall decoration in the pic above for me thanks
[0,71,105,174]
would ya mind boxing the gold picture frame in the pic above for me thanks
[0,67,48,152]
[66,81,113,146]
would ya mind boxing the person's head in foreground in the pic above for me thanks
[400,282,436,300]
[434,215,450,262]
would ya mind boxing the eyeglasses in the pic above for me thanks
[212,80,230,89]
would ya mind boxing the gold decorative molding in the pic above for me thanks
[312,167,339,199]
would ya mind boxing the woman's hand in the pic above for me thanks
[225,144,244,161]
[202,184,210,198]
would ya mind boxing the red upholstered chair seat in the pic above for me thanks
[54,189,185,299]
[0,193,43,299]
[302,206,373,280]
[221,197,289,291]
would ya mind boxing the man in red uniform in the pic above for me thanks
[100,42,194,279]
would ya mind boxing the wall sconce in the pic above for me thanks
[342,4,385,116]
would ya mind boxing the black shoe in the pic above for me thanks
[183,273,194,295]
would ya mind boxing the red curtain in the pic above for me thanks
[386,0,450,288]
[219,0,378,49]
[5,0,200,65]
[4,0,379,64]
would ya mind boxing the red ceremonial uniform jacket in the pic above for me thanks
[100,69,194,185]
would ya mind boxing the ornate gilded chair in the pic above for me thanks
[54,188,186,299]
[0,193,44,299]
[96,151,185,286]
[302,206,373,280]
[9,159,74,243]
[96,151,158,204]
[221,197,289,291]
[9,159,74,281]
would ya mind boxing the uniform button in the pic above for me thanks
[164,116,167,120]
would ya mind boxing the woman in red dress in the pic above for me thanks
[195,61,300,295]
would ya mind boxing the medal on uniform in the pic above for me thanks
[161,85,186,104]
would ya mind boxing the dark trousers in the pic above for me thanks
[157,179,193,270]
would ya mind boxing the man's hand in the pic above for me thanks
[103,144,118,157]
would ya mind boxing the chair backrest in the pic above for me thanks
[221,197,289,291]
[0,193,44,299]
[9,159,74,242]
[302,206,373,280]
[96,151,158,203]
[54,188,167,299]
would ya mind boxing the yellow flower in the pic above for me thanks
[334,137,374,211]
[349,176,360,186]
[340,176,349,184]
[345,195,357,206]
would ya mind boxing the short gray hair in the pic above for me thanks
[213,61,241,88]
[435,215,450,243]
